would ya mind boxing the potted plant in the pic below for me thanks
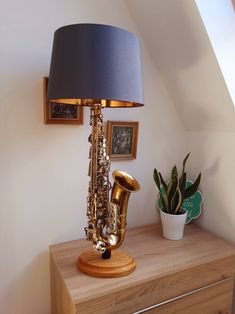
[153,153,201,240]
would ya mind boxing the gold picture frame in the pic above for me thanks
[106,121,139,160]
[43,77,83,125]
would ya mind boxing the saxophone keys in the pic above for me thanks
[88,134,92,143]
[93,240,106,253]
[88,161,91,176]
[108,234,118,246]
[88,147,92,159]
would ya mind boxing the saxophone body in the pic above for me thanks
[85,105,140,254]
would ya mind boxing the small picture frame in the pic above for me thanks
[43,77,83,125]
[106,121,139,160]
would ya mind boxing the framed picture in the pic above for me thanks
[106,121,139,160]
[43,77,83,125]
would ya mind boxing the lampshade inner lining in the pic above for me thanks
[49,98,143,108]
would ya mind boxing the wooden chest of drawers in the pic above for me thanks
[50,224,235,313]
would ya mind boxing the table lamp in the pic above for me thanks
[47,23,144,277]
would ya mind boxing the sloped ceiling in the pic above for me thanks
[125,0,235,131]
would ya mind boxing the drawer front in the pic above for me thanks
[134,276,234,314]
[76,258,235,314]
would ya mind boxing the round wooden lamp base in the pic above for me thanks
[77,250,136,278]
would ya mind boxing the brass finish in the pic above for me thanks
[85,105,111,253]
[110,170,140,250]
[85,105,140,254]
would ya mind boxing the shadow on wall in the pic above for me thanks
[2,252,50,314]
[196,163,235,244]
[126,0,201,71]
[154,0,202,71]
[181,103,235,132]
[127,0,235,132]
[188,125,235,244]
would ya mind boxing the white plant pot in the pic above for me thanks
[160,208,187,240]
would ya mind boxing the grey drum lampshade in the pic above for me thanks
[47,23,144,108]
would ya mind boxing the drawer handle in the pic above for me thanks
[133,277,232,314]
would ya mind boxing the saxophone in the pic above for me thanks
[85,105,140,256]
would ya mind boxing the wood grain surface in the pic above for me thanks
[50,224,235,314]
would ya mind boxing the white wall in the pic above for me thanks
[0,1,186,313]
[126,0,235,132]
[126,0,235,241]
[187,131,235,243]
[186,1,235,244]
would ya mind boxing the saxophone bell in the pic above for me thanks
[108,170,140,250]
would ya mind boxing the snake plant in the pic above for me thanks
[153,153,201,215]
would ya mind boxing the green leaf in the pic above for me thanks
[153,169,161,190]
[159,193,168,213]
[168,175,178,213]
[174,187,182,214]
[170,182,179,213]
[185,173,201,199]
[159,172,167,192]
[182,153,190,176]
[179,172,186,206]
[170,190,177,214]
[171,165,178,182]
[168,180,177,202]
